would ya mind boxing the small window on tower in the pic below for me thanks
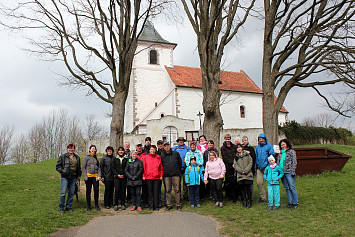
[240,105,245,118]
[150,50,158,64]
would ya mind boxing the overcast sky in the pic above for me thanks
[0,11,353,137]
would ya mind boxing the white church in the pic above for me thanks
[123,22,288,146]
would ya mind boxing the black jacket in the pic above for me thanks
[243,144,256,174]
[221,142,237,166]
[161,149,182,177]
[99,155,114,181]
[203,147,219,167]
[125,158,144,186]
[56,153,82,178]
[144,145,151,155]
[111,155,129,178]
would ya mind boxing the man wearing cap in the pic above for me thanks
[144,137,152,155]
[136,144,145,160]
[161,142,182,210]
[156,140,164,156]
[172,137,190,201]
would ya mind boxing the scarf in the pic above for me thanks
[270,163,277,169]
[280,149,287,172]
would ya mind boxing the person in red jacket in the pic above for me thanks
[143,145,164,211]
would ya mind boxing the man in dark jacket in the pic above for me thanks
[161,142,182,210]
[143,137,152,155]
[99,146,115,209]
[221,134,237,202]
[111,147,129,211]
[56,144,82,214]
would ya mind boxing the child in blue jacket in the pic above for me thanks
[185,157,204,208]
[264,155,284,210]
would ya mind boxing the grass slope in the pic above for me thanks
[0,144,354,236]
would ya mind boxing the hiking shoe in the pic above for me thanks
[268,206,273,210]
[59,209,65,214]
[166,205,173,211]
[114,205,118,211]
[191,204,195,208]
[285,203,293,208]
[215,202,220,207]
[131,206,137,211]
[197,204,201,208]
[219,202,224,208]
[273,206,280,210]
[137,207,142,211]
[177,206,182,210]
[95,206,101,211]
[105,206,110,209]
[121,205,126,210]
[65,208,73,212]
[292,204,299,209]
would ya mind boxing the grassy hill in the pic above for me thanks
[0,144,354,236]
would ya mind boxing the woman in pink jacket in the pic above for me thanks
[204,151,226,207]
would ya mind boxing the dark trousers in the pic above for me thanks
[189,185,200,205]
[210,178,223,202]
[130,185,142,207]
[224,167,235,200]
[114,177,127,206]
[126,186,132,202]
[85,177,99,208]
[141,180,148,205]
[146,179,160,210]
[181,168,189,200]
[103,180,114,207]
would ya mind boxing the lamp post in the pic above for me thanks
[197,111,203,130]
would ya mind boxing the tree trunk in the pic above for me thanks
[110,94,126,149]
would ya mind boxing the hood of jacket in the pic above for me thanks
[258,133,268,146]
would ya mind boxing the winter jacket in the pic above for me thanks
[144,145,151,155]
[234,150,253,182]
[185,149,203,167]
[143,153,164,180]
[56,153,82,179]
[99,155,114,181]
[203,147,219,167]
[277,148,297,175]
[172,144,190,168]
[111,155,129,178]
[82,154,100,180]
[243,143,256,174]
[125,158,144,186]
[204,158,226,181]
[185,164,204,186]
[197,141,208,154]
[256,133,275,171]
[161,149,182,177]
[221,142,237,166]
[137,152,145,161]
[264,165,284,185]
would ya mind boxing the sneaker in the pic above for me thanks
[65,208,73,212]
[166,205,173,211]
[292,204,299,209]
[131,206,137,211]
[121,205,126,210]
[197,204,201,208]
[105,206,110,209]
[285,203,293,208]
[219,202,224,208]
[114,205,118,211]
[268,206,273,210]
[137,207,142,211]
[59,209,65,214]
[273,206,280,210]
[215,202,220,207]
[177,206,182,210]
[191,204,195,208]
[95,206,101,211]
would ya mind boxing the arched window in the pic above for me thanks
[149,50,158,64]
[240,105,245,118]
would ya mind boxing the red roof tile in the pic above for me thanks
[165,65,288,113]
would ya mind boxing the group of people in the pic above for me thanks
[56,133,299,214]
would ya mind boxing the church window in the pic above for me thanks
[240,105,245,118]
[149,50,158,64]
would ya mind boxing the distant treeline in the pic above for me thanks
[280,121,353,145]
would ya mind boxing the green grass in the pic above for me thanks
[0,144,354,236]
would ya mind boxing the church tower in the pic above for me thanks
[125,22,177,133]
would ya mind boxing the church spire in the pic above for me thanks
[138,21,176,45]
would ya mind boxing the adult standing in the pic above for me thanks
[221,134,237,202]
[82,145,101,211]
[136,143,145,160]
[143,145,164,211]
[242,136,256,200]
[111,147,129,211]
[255,133,275,203]
[99,146,115,209]
[125,151,144,211]
[185,141,203,167]
[203,140,219,199]
[161,142,182,210]
[234,137,241,145]
[277,139,299,209]
[156,140,164,155]
[172,137,190,201]
[234,144,253,208]
[197,135,208,154]
[56,144,82,214]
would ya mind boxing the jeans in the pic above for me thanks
[210,178,223,202]
[267,184,280,207]
[189,185,200,205]
[281,173,299,205]
[85,177,99,208]
[257,169,267,201]
[130,185,142,207]
[59,177,77,210]
[164,176,181,206]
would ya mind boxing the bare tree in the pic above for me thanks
[302,113,335,128]
[181,0,256,146]
[262,0,355,144]
[0,126,15,165]
[85,114,106,141]
[1,0,170,149]
[11,134,30,165]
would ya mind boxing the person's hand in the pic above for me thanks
[204,180,208,184]
[277,178,279,180]
[219,176,224,179]
[143,177,146,180]
[242,172,245,174]
[160,177,163,180]
[232,164,235,168]
[119,175,124,179]
[187,183,190,187]
[101,177,104,182]
[266,179,268,181]
[85,178,88,181]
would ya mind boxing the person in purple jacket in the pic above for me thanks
[204,151,226,208]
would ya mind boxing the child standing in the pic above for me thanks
[185,157,204,208]
[264,155,284,210]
